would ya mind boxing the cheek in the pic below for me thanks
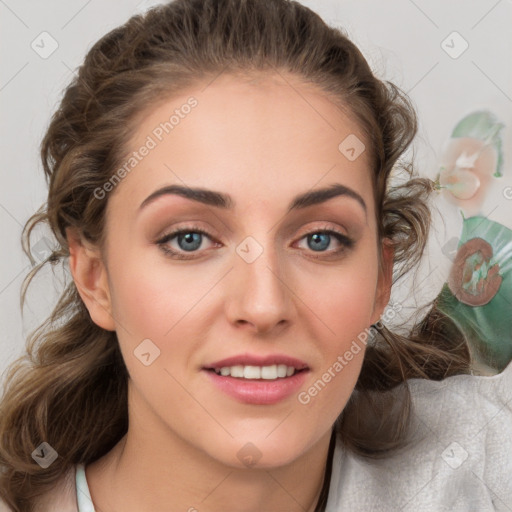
[309,277,374,375]
[295,279,374,422]
[108,251,207,339]
[107,262,199,397]
[106,249,223,384]
[296,254,379,372]
[295,254,379,337]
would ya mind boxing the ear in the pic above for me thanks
[66,227,116,331]
[369,237,394,325]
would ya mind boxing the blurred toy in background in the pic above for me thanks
[433,110,512,373]
[437,110,504,215]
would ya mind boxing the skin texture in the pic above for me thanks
[67,72,394,512]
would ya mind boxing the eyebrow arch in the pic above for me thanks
[139,183,367,215]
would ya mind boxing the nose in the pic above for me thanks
[224,238,293,334]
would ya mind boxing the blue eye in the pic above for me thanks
[156,226,354,260]
[156,227,215,259]
[174,232,203,252]
[308,232,332,251]
[297,230,354,258]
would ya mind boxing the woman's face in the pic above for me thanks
[81,72,392,469]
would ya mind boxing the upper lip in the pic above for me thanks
[204,353,309,370]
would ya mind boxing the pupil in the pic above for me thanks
[179,232,202,251]
[309,233,329,251]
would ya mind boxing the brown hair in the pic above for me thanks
[0,0,470,510]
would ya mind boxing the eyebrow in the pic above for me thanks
[139,183,367,215]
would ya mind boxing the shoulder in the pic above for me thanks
[407,361,512,505]
[0,464,78,512]
[326,362,512,511]
[407,358,512,430]
[406,359,512,466]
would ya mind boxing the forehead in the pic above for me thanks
[109,71,374,217]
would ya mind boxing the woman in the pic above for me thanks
[0,0,510,510]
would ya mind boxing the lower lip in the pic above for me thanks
[202,369,309,405]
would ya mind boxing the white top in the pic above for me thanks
[325,360,512,511]
[76,464,94,511]
[1,361,511,511]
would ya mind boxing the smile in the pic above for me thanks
[202,367,309,405]
[211,364,299,379]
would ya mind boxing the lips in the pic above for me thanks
[202,365,309,405]
[203,353,309,371]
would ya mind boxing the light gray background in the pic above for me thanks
[1,0,511,386]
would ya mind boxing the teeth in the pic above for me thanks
[213,364,300,379]
[244,366,261,379]
[277,365,288,378]
[231,365,244,378]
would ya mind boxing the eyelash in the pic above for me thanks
[155,223,355,260]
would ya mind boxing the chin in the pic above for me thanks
[206,431,317,470]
